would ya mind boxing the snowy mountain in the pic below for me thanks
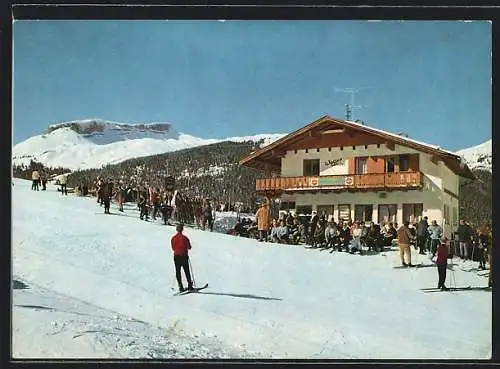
[12,178,491,359]
[12,119,285,171]
[456,139,492,172]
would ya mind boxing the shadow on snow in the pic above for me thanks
[196,291,282,301]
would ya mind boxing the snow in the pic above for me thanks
[456,139,492,172]
[12,119,285,171]
[12,178,491,359]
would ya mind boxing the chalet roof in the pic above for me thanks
[239,115,475,179]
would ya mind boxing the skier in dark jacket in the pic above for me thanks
[455,219,473,260]
[202,200,213,231]
[416,216,429,254]
[102,180,114,214]
[433,237,449,290]
[138,195,149,221]
[171,223,194,292]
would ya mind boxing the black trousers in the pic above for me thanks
[437,263,447,288]
[174,255,193,289]
[60,184,67,195]
[103,196,111,213]
[417,235,427,252]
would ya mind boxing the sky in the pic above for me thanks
[12,177,491,359]
[13,20,491,150]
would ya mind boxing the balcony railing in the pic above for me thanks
[255,172,423,192]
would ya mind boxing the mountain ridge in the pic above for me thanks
[13,119,285,171]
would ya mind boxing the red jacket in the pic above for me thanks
[171,232,192,256]
[436,243,448,264]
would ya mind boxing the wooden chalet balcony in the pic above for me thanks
[255,172,423,192]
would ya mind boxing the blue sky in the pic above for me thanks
[13,20,491,150]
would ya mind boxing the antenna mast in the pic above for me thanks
[334,87,371,121]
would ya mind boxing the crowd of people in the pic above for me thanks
[242,198,493,287]
[88,175,220,230]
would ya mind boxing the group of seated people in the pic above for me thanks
[232,211,412,254]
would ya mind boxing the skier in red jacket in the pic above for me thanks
[434,236,449,290]
[171,223,194,292]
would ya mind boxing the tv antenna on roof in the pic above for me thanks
[334,87,371,121]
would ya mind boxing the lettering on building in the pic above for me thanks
[324,158,345,167]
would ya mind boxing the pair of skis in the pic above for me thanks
[173,283,208,296]
[392,262,424,269]
[421,286,470,292]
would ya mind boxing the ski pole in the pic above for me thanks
[188,257,196,288]
[450,260,456,291]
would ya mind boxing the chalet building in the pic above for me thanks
[239,115,475,236]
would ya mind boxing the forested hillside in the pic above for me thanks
[459,169,492,228]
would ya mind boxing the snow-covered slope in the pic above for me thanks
[12,119,285,171]
[456,139,492,172]
[12,178,491,359]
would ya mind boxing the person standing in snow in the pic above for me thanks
[433,237,449,290]
[102,179,114,214]
[171,223,194,293]
[416,216,429,254]
[117,184,126,212]
[202,199,213,231]
[255,198,271,242]
[31,170,40,191]
[40,170,48,191]
[397,221,414,267]
[455,219,473,260]
[95,177,104,205]
[59,174,68,195]
[427,220,443,258]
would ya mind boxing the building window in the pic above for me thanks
[356,157,368,175]
[386,157,396,173]
[378,204,397,224]
[303,159,320,176]
[338,204,351,222]
[317,205,334,219]
[355,204,373,222]
[280,201,296,211]
[296,205,312,216]
[399,154,410,172]
[402,203,423,224]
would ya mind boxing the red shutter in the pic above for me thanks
[367,156,385,174]
[409,154,420,172]
[348,158,355,175]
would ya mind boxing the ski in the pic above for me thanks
[173,283,208,296]
[421,286,472,293]
[393,263,422,269]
